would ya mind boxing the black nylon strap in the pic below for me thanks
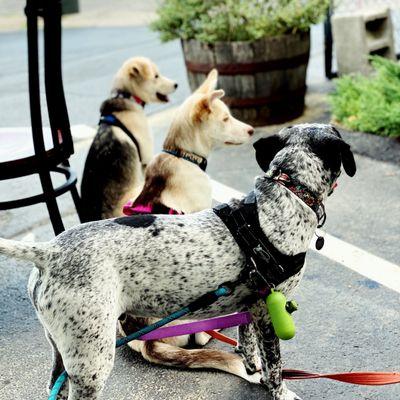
[99,114,143,163]
[162,148,207,171]
[213,192,305,290]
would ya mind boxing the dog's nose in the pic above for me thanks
[248,128,254,136]
[174,83,178,89]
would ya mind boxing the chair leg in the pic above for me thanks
[70,183,82,223]
[61,160,82,222]
[39,169,65,235]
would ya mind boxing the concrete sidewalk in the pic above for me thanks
[0,0,158,32]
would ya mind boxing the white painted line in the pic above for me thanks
[211,179,245,203]
[210,179,400,293]
[71,124,96,141]
[310,233,400,293]
[20,232,36,243]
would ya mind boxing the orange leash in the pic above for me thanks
[205,330,238,346]
[282,370,400,385]
[206,330,400,386]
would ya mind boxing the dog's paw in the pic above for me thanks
[194,331,213,346]
[245,370,262,384]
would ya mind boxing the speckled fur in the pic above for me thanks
[0,124,356,400]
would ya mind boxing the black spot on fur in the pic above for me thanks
[151,227,162,236]
[114,215,156,228]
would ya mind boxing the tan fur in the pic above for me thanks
[113,56,177,104]
[119,70,260,383]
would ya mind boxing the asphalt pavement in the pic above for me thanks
[0,22,399,400]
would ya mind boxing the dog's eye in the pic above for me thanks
[155,74,159,79]
[223,116,229,122]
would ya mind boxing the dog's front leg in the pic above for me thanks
[237,322,260,375]
[252,300,302,400]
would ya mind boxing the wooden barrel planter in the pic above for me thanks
[182,31,310,126]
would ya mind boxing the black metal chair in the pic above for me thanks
[0,0,81,235]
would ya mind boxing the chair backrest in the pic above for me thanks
[25,0,74,161]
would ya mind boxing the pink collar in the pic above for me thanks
[123,201,182,216]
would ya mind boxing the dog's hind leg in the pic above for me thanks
[45,301,118,400]
[44,329,69,399]
[140,340,262,384]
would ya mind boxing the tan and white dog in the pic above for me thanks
[80,56,178,222]
[125,69,254,214]
[119,69,258,382]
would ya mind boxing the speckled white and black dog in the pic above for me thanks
[0,123,356,400]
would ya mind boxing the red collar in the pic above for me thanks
[131,94,146,108]
[274,173,322,210]
[271,172,327,228]
[114,90,145,108]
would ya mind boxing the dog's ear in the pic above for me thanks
[190,90,224,123]
[253,135,285,172]
[190,95,211,123]
[311,134,356,177]
[330,127,356,176]
[129,64,141,79]
[195,69,218,94]
[209,89,224,102]
[339,141,356,177]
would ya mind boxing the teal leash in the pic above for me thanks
[48,286,230,399]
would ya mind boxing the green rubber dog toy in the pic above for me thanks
[266,289,297,340]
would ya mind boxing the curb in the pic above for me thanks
[339,128,400,166]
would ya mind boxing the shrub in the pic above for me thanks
[151,0,329,43]
[329,56,400,137]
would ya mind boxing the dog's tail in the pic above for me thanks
[0,238,53,268]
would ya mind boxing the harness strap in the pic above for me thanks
[99,114,143,163]
[214,192,305,291]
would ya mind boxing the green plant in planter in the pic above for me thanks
[330,56,400,138]
[151,0,329,43]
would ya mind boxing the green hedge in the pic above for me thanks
[329,56,400,138]
[151,0,329,43]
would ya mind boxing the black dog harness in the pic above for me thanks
[99,114,143,163]
[214,191,306,293]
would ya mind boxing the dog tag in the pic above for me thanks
[315,236,325,250]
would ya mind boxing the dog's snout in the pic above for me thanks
[248,128,254,136]
[174,83,178,89]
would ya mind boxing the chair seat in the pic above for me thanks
[0,126,56,163]
[0,127,68,180]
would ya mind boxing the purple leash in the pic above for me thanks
[135,312,252,341]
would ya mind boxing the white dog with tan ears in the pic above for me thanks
[123,69,254,216]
